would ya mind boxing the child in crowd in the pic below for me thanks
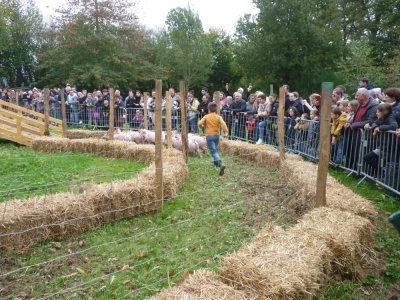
[331,107,347,164]
[346,100,359,123]
[338,99,349,112]
[198,102,229,176]
[294,113,310,152]
[246,113,256,142]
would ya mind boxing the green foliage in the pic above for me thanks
[234,0,344,95]
[0,0,42,87]
[37,0,156,91]
[206,29,241,93]
[154,7,213,90]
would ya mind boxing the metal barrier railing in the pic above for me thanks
[22,101,399,196]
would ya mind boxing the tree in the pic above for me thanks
[206,29,241,92]
[233,0,343,95]
[155,7,213,90]
[37,0,156,91]
[0,0,43,87]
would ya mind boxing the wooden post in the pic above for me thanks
[109,88,115,140]
[165,90,172,148]
[61,89,67,136]
[155,80,163,210]
[278,86,286,162]
[270,84,274,95]
[16,90,20,106]
[44,88,50,136]
[143,92,149,130]
[214,91,221,115]
[316,82,333,207]
[179,80,188,163]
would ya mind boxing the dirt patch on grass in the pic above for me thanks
[230,156,310,228]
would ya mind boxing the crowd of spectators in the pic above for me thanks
[2,78,400,183]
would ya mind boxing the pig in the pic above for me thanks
[189,135,207,151]
[188,140,199,154]
[172,135,183,150]
[141,129,156,144]
[130,131,145,144]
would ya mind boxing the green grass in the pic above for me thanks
[0,145,289,299]
[0,140,148,202]
[316,168,400,300]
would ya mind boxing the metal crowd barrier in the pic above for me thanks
[33,102,400,196]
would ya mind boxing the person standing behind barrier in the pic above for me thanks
[187,92,200,133]
[114,90,125,128]
[331,107,347,164]
[363,103,397,177]
[344,88,379,170]
[288,92,304,115]
[198,102,229,176]
[221,96,233,138]
[255,93,268,144]
[147,90,156,129]
[383,87,400,127]
[294,113,310,152]
[231,92,247,140]
[285,107,299,149]
[66,89,79,125]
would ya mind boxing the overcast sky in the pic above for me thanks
[34,0,259,35]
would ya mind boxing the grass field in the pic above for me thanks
[0,140,148,203]
[0,140,399,299]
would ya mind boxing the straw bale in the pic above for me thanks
[32,137,155,163]
[150,270,248,300]
[63,129,106,140]
[1,139,188,251]
[219,139,281,169]
[282,158,377,221]
[220,224,333,299]
[292,207,375,278]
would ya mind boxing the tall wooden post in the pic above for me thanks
[109,88,115,140]
[165,90,172,148]
[316,82,333,207]
[143,92,149,130]
[61,89,67,136]
[179,81,188,163]
[155,80,164,210]
[278,86,286,161]
[16,90,20,106]
[214,91,221,115]
[43,88,50,136]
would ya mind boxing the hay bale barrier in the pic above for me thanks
[32,137,156,163]
[63,129,107,140]
[0,139,188,252]
[150,140,378,299]
[150,270,248,300]
[292,207,375,279]
[220,225,333,299]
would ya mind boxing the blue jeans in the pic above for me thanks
[188,115,198,133]
[206,135,221,167]
[257,121,266,141]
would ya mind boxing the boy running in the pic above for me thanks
[198,102,229,176]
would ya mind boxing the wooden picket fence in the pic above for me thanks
[0,99,63,146]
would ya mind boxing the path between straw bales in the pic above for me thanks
[0,154,306,299]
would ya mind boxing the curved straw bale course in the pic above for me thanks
[220,139,377,220]
[0,138,188,252]
[152,140,377,300]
